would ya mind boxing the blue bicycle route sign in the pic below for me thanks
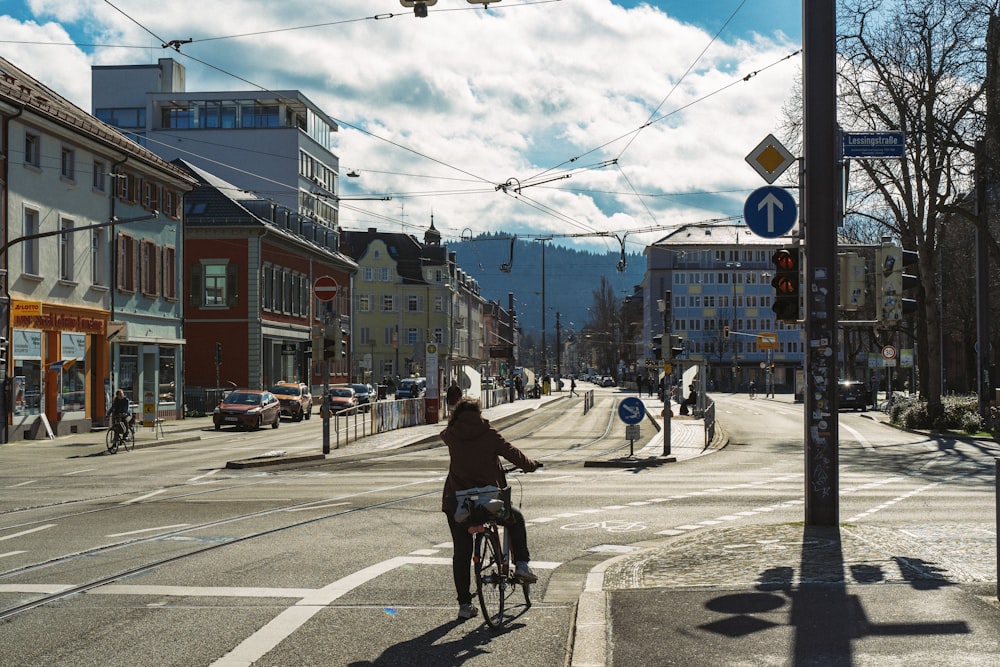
[618,397,646,425]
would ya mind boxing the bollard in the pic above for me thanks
[662,401,671,457]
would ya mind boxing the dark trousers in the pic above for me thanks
[446,508,530,605]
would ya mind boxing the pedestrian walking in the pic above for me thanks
[636,375,644,396]
[570,377,578,396]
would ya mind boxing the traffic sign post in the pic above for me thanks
[744,186,798,238]
[618,397,645,458]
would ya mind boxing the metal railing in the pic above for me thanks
[703,398,716,448]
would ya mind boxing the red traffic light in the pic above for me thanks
[772,275,797,295]
[772,249,797,271]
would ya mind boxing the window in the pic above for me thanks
[24,132,40,167]
[363,267,374,282]
[434,295,444,313]
[379,267,391,282]
[23,208,39,275]
[140,239,160,297]
[59,218,74,281]
[358,294,370,312]
[162,246,177,300]
[262,265,274,309]
[204,264,227,305]
[433,328,444,344]
[382,294,395,312]
[92,229,105,286]
[117,233,137,293]
[163,190,180,218]
[187,262,239,307]
[142,180,160,211]
[407,295,419,312]
[60,147,76,180]
[406,328,419,345]
[93,160,106,191]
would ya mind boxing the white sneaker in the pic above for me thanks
[458,603,478,620]
[514,561,538,584]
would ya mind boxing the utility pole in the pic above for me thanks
[802,0,840,526]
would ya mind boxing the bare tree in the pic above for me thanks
[838,0,997,416]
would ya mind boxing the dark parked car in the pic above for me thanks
[398,377,426,398]
[213,389,281,430]
[838,380,870,411]
[348,383,373,410]
[271,382,312,421]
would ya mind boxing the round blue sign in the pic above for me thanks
[743,186,798,238]
[618,397,646,425]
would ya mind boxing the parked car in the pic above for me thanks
[398,377,426,398]
[838,380,870,411]
[328,386,358,412]
[270,382,312,421]
[348,383,373,410]
[213,389,281,431]
[599,376,616,387]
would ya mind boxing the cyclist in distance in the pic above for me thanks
[108,388,133,429]
[441,397,541,620]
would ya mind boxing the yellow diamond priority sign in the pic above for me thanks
[746,134,795,184]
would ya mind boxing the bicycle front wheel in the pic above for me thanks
[106,428,118,454]
[474,529,506,629]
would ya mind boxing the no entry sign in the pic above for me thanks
[313,275,339,302]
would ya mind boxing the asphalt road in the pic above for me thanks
[0,388,996,666]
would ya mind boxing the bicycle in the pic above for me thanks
[464,486,530,629]
[105,414,135,454]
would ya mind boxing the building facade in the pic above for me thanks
[1,56,195,440]
[644,224,804,393]
[340,221,487,398]
[178,161,356,396]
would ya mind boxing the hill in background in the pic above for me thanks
[447,234,645,337]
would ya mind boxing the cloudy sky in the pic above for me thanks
[1,0,802,255]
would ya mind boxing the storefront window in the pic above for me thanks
[118,345,138,402]
[60,333,86,413]
[12,330,42,416]
[159,348,176,404]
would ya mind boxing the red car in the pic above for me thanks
[213,389,281,431]
[328,386,358,413]
[271,382,312,421]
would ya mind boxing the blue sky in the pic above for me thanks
[1,1,803,258]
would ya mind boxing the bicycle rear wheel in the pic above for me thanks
[474,529,506,629]
[122,424,135,452]
[105,428,118,454]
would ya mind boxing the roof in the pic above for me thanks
[175,159,357,270]
[649,223,798,249]
[341,229,452,286]
[0,56,195,185]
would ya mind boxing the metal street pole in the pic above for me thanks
[802,0,840,526]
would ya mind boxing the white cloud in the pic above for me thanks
[3,0,800,252]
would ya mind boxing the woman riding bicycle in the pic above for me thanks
[441,397,541,620]
[108,389,134,432]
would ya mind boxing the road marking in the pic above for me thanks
[189,469,221,482]
[0,551,27,559]
[7,480,36,488]
[840,421,873,451]
[107,524,191,538]
[63,468,97,476]
[121,489,166,505]
[0,524,56,541]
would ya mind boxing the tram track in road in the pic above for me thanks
[0,394,636,622]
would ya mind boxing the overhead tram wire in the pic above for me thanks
[84,2,781,248]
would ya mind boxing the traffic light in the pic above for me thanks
[214,342,222,366]
[771,247,801,323]
[0,336,7,367]
[838,251,866,310]
[877,241,918,323]
[723,325,730,339]
[324,337,338,359]
[668,335,685,359]
[399,0,436,17]
[652,334,663,360]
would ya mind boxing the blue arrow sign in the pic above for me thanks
[618,396,646,425]
[743,186,797,238]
